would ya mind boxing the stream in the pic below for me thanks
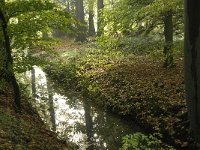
[25,66,143,150]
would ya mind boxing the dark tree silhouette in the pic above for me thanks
[75,0,87,42]
[0,7,21,111]
[184,0,200,142]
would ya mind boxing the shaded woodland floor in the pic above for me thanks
[0,84,69,150]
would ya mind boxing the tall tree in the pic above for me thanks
[184,0,200,142]
[0,4,21,110]
[163,10,174,67]
[75,0,87,42]
[88,0,95,36]
[97,0,104,36]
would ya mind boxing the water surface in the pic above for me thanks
[27,67,142,150]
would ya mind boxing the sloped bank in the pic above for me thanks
[0,84,74,150]
[44,55,192,149]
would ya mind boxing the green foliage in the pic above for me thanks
[120,132,174,150]
[138,0,182,18]
[103,0,183,36]
[103,0,142,35]
[149,39,183,60]
[1,0,75,73]
[97,35,163,55]
[100,0,184,59]
[44,44,125,92]
[45,63,78,89]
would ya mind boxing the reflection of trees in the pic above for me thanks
[45,75,142,149]
[92,109,134,150]
[30,69,56,131]
[82,99,140,150]
[31,72,50,123]
[83,100,94,150]
[47,80,56,131]
[85,99,144,150]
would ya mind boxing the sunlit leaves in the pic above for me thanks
[138,0,183,18]
[102,0,183,39]
[6,0,56,19]
[9,10,73,49]
[2,0,76,73]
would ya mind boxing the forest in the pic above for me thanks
[0,0,200,149]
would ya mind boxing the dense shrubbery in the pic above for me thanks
[97,35,163,54]
[98,35,183,59]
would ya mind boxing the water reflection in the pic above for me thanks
[27,67,142,150]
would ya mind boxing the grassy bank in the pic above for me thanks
[43,40,191,149]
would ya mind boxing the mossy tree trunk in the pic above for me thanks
[184,0,200,142]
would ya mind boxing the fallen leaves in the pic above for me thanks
[44,43,190,148]
[0,87,68,150]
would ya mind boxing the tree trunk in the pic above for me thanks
[31,67,37,99]
[75,0,87,42]
[88,0,95,36]
[0,8,21,111]
[97,0,104,36]
[184,0,200,142]
[163,10,174,67]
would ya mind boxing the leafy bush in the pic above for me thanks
[97,35,164,55]
[120,132,174,150]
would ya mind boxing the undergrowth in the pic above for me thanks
[120,132,174,150]
[43,39,191,149]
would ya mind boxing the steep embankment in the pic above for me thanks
[0,84,69,150]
